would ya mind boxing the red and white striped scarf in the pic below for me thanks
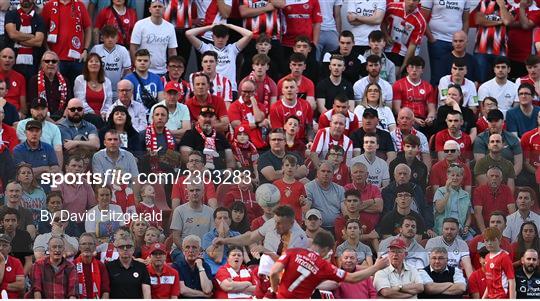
[37,69,68,111]
[75,256,101,298]
[195,122,218,169]
[145,124,175,152]
[163,0,193,29]
[394,127,418,151]
[15,8,34,65]
[47,0,84,48]
[231,138,258,168]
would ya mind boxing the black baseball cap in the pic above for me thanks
[362,108,379,119]
[30,97,48,109]
[25,120,42,131]
[486,109,504,122]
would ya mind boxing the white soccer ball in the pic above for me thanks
[256,183,281,208]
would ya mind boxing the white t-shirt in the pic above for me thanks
[320,0,343,31]
[348,154,390,187]
[347,0,386,46]
[199,42,240,91]
[354,105,396,131]
[90,44,132,99]
[425,236,470,269]
[478,78,518,116]
[353,76,393,104]
[420,0,471,42]
[438,75,479,107]
[131,17,178,75]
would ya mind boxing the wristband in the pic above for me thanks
[199,268,205,272]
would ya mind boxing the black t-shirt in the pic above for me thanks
[5,229,32,265]
[316,77,354,110]
[376,209,426,236]
[350,128,395,160]
[322,49,366,84]
[106,259,151,298]
[179,129,231,170]
[388,152,428,191]
[4,9,46,62]
[257,150,304,184]
[515,268,540,298]
[434,105,477,134]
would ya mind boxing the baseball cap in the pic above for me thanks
[486,109,504,122]
[149,243,167,255]
[388,238,407,250]
[25,120,42,131]
[200,106,216,116]
[165,81,181,93]
[30,97,48,109]
[362,108,379,119]
[305,208,322,220]
[0,234,12,244]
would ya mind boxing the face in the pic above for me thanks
[363,136,378,153]
[339,37,354,55]
[494,63,509,79]
[149,1,164,17]
[187,154,204,171]
[115,238,134,259]
[152,107,168,128]
[213,34,229,49]
[104,132,120,152]
[429,252,449,272]
[294,41,311,57]
[141,185,155,199]
[488,134,503,153]
[96,188,112,206]
[151,251,167,266]
[228,249,243,269]
[256,42,271,54]
[340,251,358,271]
[388,247,406,266]
[117,82,133,103]
[6,184,21,204]
[201,55,217,74]
[305,216,322,231]
[484,238,501,252]
[346,222,361,239]
[362,116,378,131]
[368,39,386,54]
[330,115,346,136]
[452,32,467,53]
[446,87,462,105]
[198,113,215,129]
[344,195,360,213]
[366,61,381,77]
[366,85,381,103]
[48,238,65,261]
[327,150,344,165]
[289,61,306,77]
[406,64,423,80]
[269,133,285,151]
[403,144,419,158]
[487,169,503,188]
[517,192,533,211]
[522,251,539,273]
[329,59,345,77]
[451,64,467,80]
[187,184,203,203]
[332,100,348,115]
[398,110,414,130]
[183,241,200,261]
[526,63,540,79]
[26,128,41,144]
[102,34,119,48]
[252,62,269,77]
[237,132,249,144]
[396,192,413,210]
[0,82,7,98]
[488,118,504,134]
[2,214,17,233]
[132,221,148,237]
[165,90,179,104]
[144,230,159,244]
[193,75,210,96]
[240,81,256,101]
[317,163,333,184]
[351,165,368,184]
[522,224,537,242]
[113,111,127,126]
[401,219,417,239]
[87,55,101,73]
[442,222,459,242]
[232,209,244,223]
[135,55,150,72]
[167,61,185,80]
[215,211,231,227]
[274,215,294,235]
[17,166,33,184]
[446,113,462,133]
[0,49,15,71]
[489,215,506,232]
[30,107,47,122]
[42,53,59,73]
[67,101,84,123]
[447,170,463,186]
[394,167,411,185]
[518,87,534,106]
[0,241,11,257]
[79,236,96,256]
[47,196,62,212]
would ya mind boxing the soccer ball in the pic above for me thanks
[256,183,281,208]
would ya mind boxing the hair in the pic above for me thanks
[256,34,271,44]
[452,57,467,68]
[188,150,206,165]
[515,221,540,262]
[340,30,354,41]
[363,132,378,143]
[402,134,420,148]
[361,82,384,108]
[526,55,540,66]
[447,83,464,99]
[16,163,40,190]
[152,104,169,116]
[213,207,232,220]
[483,96,498,106]
[46,191,63,205]
[135,48,150,58]
[289,52,306,63]
[447,109,463,121]
[329,144,345,156]
[518,82,536,97]
[168,55,186,67]
[228,245,244,254]
[104,105,136,135]
[229,201,250,234]
[330,54,345,63]
[447,163,464,176]
[442,217,460,228]
[366,54,381,64]
[312,231,335,250]
[145,226,161,237]
[79,232,97,244]
[182,234,201,248]
[252,53,271,65]
[483,227,502,241]
[344,189,361,200]
[494,56,511,67]
[345,218,361,230]
[0,207,19,222]
[407,56,425,68]
[516,186,537,204]
[212,24,229,37]
[100,25,118,37]
[333,94,348,105]
[294,35,311,45]
[368,30,384,42]
[282,154,298,166]
[273,205,295,219]
[40,50,59,66]
[430,246,448,256]
[318,160,336,172]
[83,53,105,83]
[490,210,507,224]
[191,71,210,84]
[401,215,417,227]
[201,50,218,61]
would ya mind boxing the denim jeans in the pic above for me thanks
[316,30,339,61]
[473,53,498,83]
[428,39,453,86]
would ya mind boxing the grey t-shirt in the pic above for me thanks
[336,240,373,263]
[305,181,345,228]
[170,203,214,242]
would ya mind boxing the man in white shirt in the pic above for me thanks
[347,0,386,51]
[349,132,390,187]
[503,187,540,242]
[438,58,478,110]
[478,56,517,116]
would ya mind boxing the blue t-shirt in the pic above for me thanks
[201,229,240,275]
[506,106,540,137]
[13,141,58,168]
[124,72,163,110]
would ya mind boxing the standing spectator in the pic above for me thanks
[469,211,514,270]
[147,243,181,299]
[478,56,518,115]
[213,246,257,298]
[105,80,148,132]
[474,134,517,188]
[317,0,342,61]
[316,55,354,114]
[30,236,77,298]
[333,249,377,298]
[418,247,467,298]
[516,55,540,105]
[506,83,540,138]
[473,0,513,83]
[322,31,364,83]
[469,247,489,298]
[347,0,385,53]
[0,233,24,298]
[508,0,539,80]
[381,0,426,72]
[450,30,479,83]
[130,0,177,75]
[41,0,91,88]
[515,249,540,298]
[520,116,540,186]
[74,233,110,298]
[353,55,393,107]
[171,235,213,298]
[124,49,164,112]
[319,94,359,136]
[483,227,516,299]
[4,0,46,82]
[93,0,137,48]
[280,0,322,61]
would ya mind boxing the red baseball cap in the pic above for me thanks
[388,238,407,250]
[165,81,181,93]
[149,243,167,255]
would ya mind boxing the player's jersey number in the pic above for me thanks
[288,265,311,291]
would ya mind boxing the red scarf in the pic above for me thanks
[103,242,116,262]
[74,256,101,298]
[15,8,34,65]
[195,122,218,169]
[111,184,135,214]
[232,138,258,168]
[47,0,84,50]
[37,69,68,112]
[145,124,175,152]
[395,128,418,151]
[248,72,272,107]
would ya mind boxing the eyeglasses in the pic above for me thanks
[443,149,457,153]
[396,193,412,198]
[168,65,184,69]
[116,244,134,250]
[519,92,532,96]
[118,89,132,93]
[44,59,58,64]
[68,107,83,112]
[241,90,255,94]
[270,138,284,141]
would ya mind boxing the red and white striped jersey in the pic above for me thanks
[269,97,313,140]
[203,0,233,39]
[214,264,257,299]
[189,72,233,102]
[474,0,510,56]
[310,127,353,163]
[318,109,359,136]
[163,0,194,29]
[241,0,281,39]
[383,2,426,56]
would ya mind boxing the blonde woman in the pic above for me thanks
[353,83,396,132]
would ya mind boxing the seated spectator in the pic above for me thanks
[0,102,19,152]
[13,120,60,177]
[160,56,190,101]
[361,31,396,84]
[506,83,540,138]
[305,161,345,232]
[438,58,479,110]
[515,249,540,298]
[418,247,466,298]
[123,49,164,112]
[284,116,307,156]
[304,208,328,241]
[179,106,235,171]
[135,185,163,230]
[516,55,540,105]
[469,211,513,270]
[354,83,396,132]
[277,53,316,111]
[510,222,540,268]
[434,84,477,142]
[474,134,517,189]
[149,81,191,142]
[0,80,20,126]
[425,218,474,277]
[321,31,364,84]
[390,108,431,169]
[429,141,473,194]
[0,182,35,239]
[250,199,277,231]
[36,192,80,237]
[434,110,473,161]
[74,233,110,298]
[139,227,161,261]
[214,246,257,298]
[310,113,353,167]
[473,166,517,233]
[1,207,33,275]
[332,248,377,299]
[273,154,308,223]
[185,71,229,132]
[353,55,393,109]
[373,238,425,298]
[16,163,45,225]
[171,235,213,298]
[335,219,373,266]
[30,237,77,299]
[33,213,78,261]
[477,56,517,116]
[229,127,259,174]
[202,208,241,275]
[171,151,217,209]
[147,243,181,299]
[96,227,130,263]
[0,234,24,298]
[105,80,148,132]
[130,220,149,253]
[378,183,427,239]
[316,54,354,114]
[98,105,142,153]
[319,94,359,136]
[292,36,320,87]
[469,246,489,298]
[483,227,516,299]
[58,100,102,156]
[85,186,126,242]
[326,145,351,186]
[349,132,389,187]
[433,165,472,237]
[476,97,506,133]
[388,134,428,191]
[73,53,113,127]
[350,108,396,161]
[520,113,540,188]
[503,187,540,243]
[229,201,251,234]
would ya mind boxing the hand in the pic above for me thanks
[461,226,470,236]
[212,237,226,246]
[217,220,229,238]
[299,195,307,206]
[195,18,205,27]
[0,252,5,265]
[444,178,453,190]
[194,258,204,269]
[63,140,79,151]
[265,3,275,12]
[374,256,389,269]
[426,229,437,238]
[101,112,108,121]
[79,49,88,62]
[425,115,435,125]
[414,117,426,127]
[428,35,436,43]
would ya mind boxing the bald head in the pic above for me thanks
[452,31,468,53]
[0,47,15,57]
[66,98,83,108]
[0,48,15,71]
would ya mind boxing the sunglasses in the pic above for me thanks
[44,59,59,64]
[68,107,83,112]
[443,149,457,153]
[200,107,215,113]
[116,244,134,250]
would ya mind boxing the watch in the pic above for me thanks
[398,285,403,292]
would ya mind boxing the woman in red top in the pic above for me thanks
[93,0,137,47]
[214,246,257,299]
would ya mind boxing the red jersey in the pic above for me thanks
[0,123,19,153]
[269,98,314,141]
[507,7,540,61]
[318,109,359,136]
[474,0,511,56]
[277,75,315,100]
[0,256,24,299]
[135,202,163,229]
[227,96,269,148]
[171,175,217,205]
[468,269,487,297]
[273,179,306,223]
[163,0,195,29]
[147,263,181,299]
[310,128,353,163]
[521,128,540,167]
[343,182,381,232]
[383,2,426,56]
[392,77,436,119]
[281,0,322,47]
[473,184,514,225]
[485,250,515,299]
[333,163,350,186]
[434,129,472,159]
[94,7,138,46]
[468,234,513,270]
[250,215,269,230]
[41,0,92,61]
[222,186,264,222]
[204,0,231,29]
[185,94,228,121]
[1,70,26,110]
[240,75,278,106]
[476,116,507,133]
[429,159,473,188]
[241,0,281,39]
[276,248,347,299]
[214,263,257,299]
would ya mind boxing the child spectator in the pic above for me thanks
[229,201,251,234]
[138,226,161,263]
[135,184,163,230]
[483,227,516,299]
[273,154,309,223]
[223,172,263,222]
[230,126,259,174]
